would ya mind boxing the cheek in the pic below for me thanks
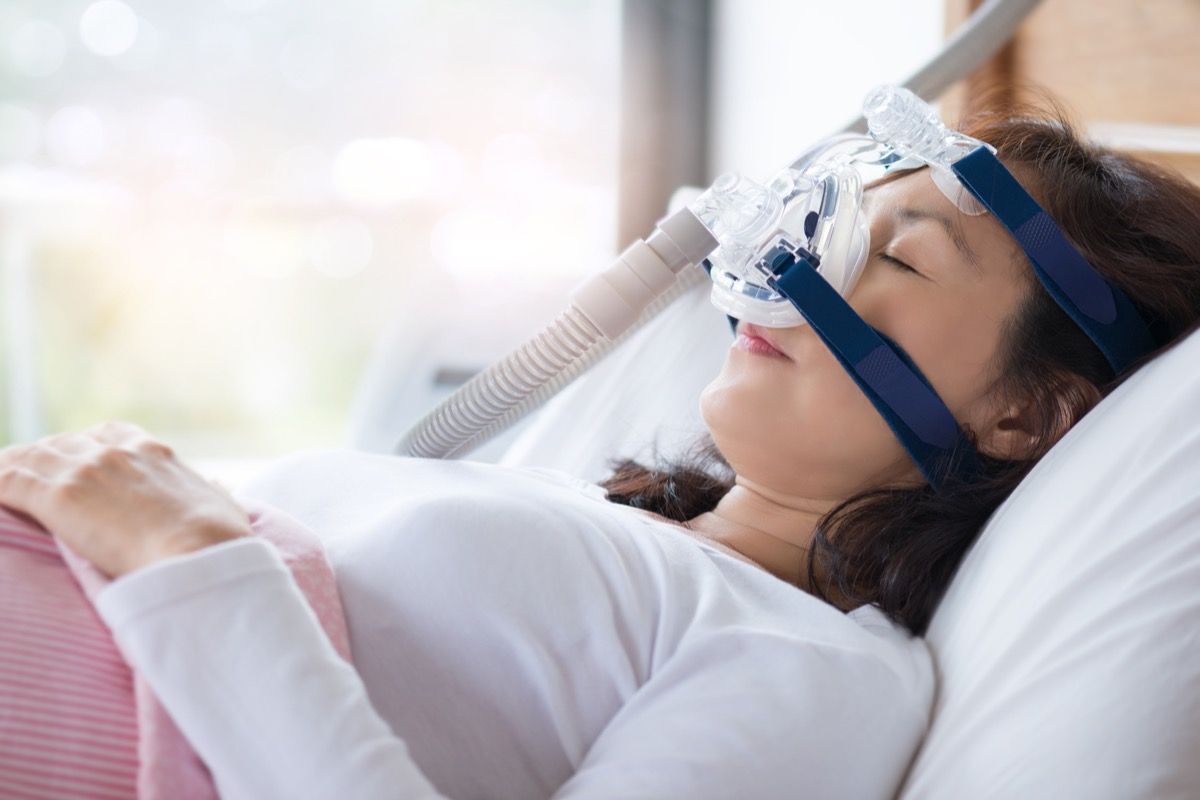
[887,287,1014,417]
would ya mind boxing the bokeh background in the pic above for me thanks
[0,0,619,458]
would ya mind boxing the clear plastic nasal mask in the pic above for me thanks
[691,85,993,328]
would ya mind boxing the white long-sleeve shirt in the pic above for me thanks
[96,449,933,799]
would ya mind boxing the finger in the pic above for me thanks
[40,431,102,457]
[84,421,172,460]
[0,431,99,472]
[33,435,109,486]
[0,465,51,524]
[86,420,150,447]
[0,442,35,472]
[0,442,60,478]
[132,436,175,459]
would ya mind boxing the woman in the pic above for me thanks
[3,104,1200,799]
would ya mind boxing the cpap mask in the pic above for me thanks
[694,85,989,329]
[685,84,1155,488]
[397,85,1155,492]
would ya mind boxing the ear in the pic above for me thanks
[974,376,1102,462]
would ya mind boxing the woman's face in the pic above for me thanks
[699,168,1031,499]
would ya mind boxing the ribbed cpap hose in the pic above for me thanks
[395,268,710,458]
[395,306,601,459]
[394,208,718,458]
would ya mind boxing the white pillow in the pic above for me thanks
[899,326,1200,799]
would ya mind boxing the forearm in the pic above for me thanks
[97,537,447,800]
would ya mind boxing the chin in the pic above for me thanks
[698,378,725,433]
[699,386,759,469]
[700,367,783,431]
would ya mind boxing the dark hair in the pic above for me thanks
[600,98,1200,636]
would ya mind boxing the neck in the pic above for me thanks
[686,476,835,590]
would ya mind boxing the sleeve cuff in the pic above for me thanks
[97,536,285,632]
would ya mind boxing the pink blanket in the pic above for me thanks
[0,497,352,799]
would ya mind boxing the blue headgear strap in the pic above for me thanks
[951,145,1156,375]
[762,245,981,491]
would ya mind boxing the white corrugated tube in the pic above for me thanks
[394,205,719,459]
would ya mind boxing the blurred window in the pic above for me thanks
[0,0,619,463]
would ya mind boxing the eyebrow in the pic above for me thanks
[896,207,982,273]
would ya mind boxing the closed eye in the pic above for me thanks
[878,252,922,277]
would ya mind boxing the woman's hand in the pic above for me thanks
[0,420,252,578]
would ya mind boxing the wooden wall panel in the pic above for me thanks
[1011,0,1200,126]
[941,0,1200,184]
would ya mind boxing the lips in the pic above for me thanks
[737,322,790,359]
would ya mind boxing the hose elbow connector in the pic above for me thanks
[569,206,717,340]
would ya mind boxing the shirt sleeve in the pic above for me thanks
[96,537,449,800]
